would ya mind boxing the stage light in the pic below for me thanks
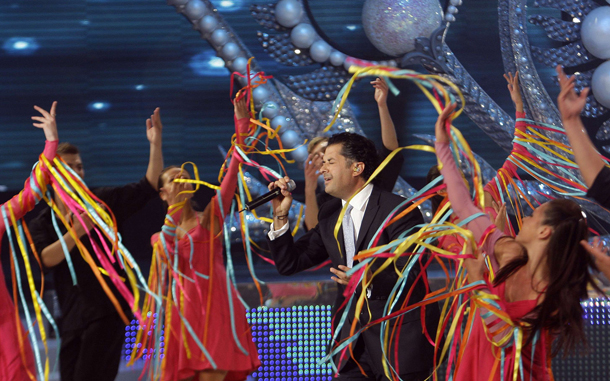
[3,37,39,55]
[87,101,111,112]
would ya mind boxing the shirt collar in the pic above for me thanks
[341,183,374,212]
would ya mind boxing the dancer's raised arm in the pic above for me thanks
[556,65,605,189]
[435,104,520,273]
[1,102,59,233]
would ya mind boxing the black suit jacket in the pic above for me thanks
[268,185,440,374]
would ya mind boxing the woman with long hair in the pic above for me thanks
[150,95,259,381]
[435,102,602,380]
[0,102,58,381]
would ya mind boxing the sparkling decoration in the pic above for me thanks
[290,23,316,49]
[274,0,303,28]
[329,51,346,66]
[528,14,581,42]
[280,129,300,148]
[283,65,346,101]
[592,60,610,108]
[184,0,207,20]
[362,0,443,56]
[199,15,218,33]
[271,115,289,133]
[211,28,229,46]
[251,3,285,30]
[232,56,248,73]
[252,85,271,105]
[221,42,240,60]
[257,31,314,66]
[291,145,309,162]
[262,101,280,119]
[581,6,610,59]
[309,40,331,63]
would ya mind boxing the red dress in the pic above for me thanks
[157,202,260,381]
[0,140,57,381]
[454,281,549,381]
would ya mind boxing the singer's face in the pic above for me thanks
[320,143,359,200]
[160,167,194,204]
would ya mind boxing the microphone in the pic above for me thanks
[240,179,296,212]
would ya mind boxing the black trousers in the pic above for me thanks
[59,316,125,381]
[332,336,432,381]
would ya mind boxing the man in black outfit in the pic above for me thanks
[28,109,164,381]
[267,132,440,380]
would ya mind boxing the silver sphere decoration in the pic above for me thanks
[290,23,317,49]
[275,0,304,28]
[221,42,240,60]
[199,15,218,33]
[291,145,309,163]
[280,129,300,148]
[309,40,331,63]
[329,51,346,66]
[449,0,462,5]
[211,29,229,47]
[252,86,270,105]
[184,0,206,20]
[271,115,288,133]
[362,0,443,56]
[232,56,248,73]
[262,102,279,119]
[592,60,610,108]
[581,6,610,60]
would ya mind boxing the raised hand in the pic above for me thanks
[371,77,389,105]
[435,103,458,144]
[490,201,507,233]
[234,95,249,121]
[556,65,589,121]
[32,101,58,141]
[304,153,321,193]
[146,107,163,147]
[503,71,523,112]
[581,237,610,281]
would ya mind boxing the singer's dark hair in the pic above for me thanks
[326,132,379,181]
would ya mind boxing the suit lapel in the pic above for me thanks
[355,186,381,252]
[323,199,348,266]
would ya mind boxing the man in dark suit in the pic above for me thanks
[267,132,440,380]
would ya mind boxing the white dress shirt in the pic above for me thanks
[268,184,374,268]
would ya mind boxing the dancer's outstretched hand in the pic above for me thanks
[371,77,389,106]
[434,103,457,144]
[146,107,163,147]
[556,65,589,122]
[581,237,610,281]
[32,101,58,141]
[234,95,249,120]
[504,71,523,112]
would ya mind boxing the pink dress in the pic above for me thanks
[0,140,57,381]
[436,139,550,381]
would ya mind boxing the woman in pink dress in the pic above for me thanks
[0,102,59,381]
[152,96,259,381]
[434,103,602,381]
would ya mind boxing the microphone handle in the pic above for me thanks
[244,188,282,212]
